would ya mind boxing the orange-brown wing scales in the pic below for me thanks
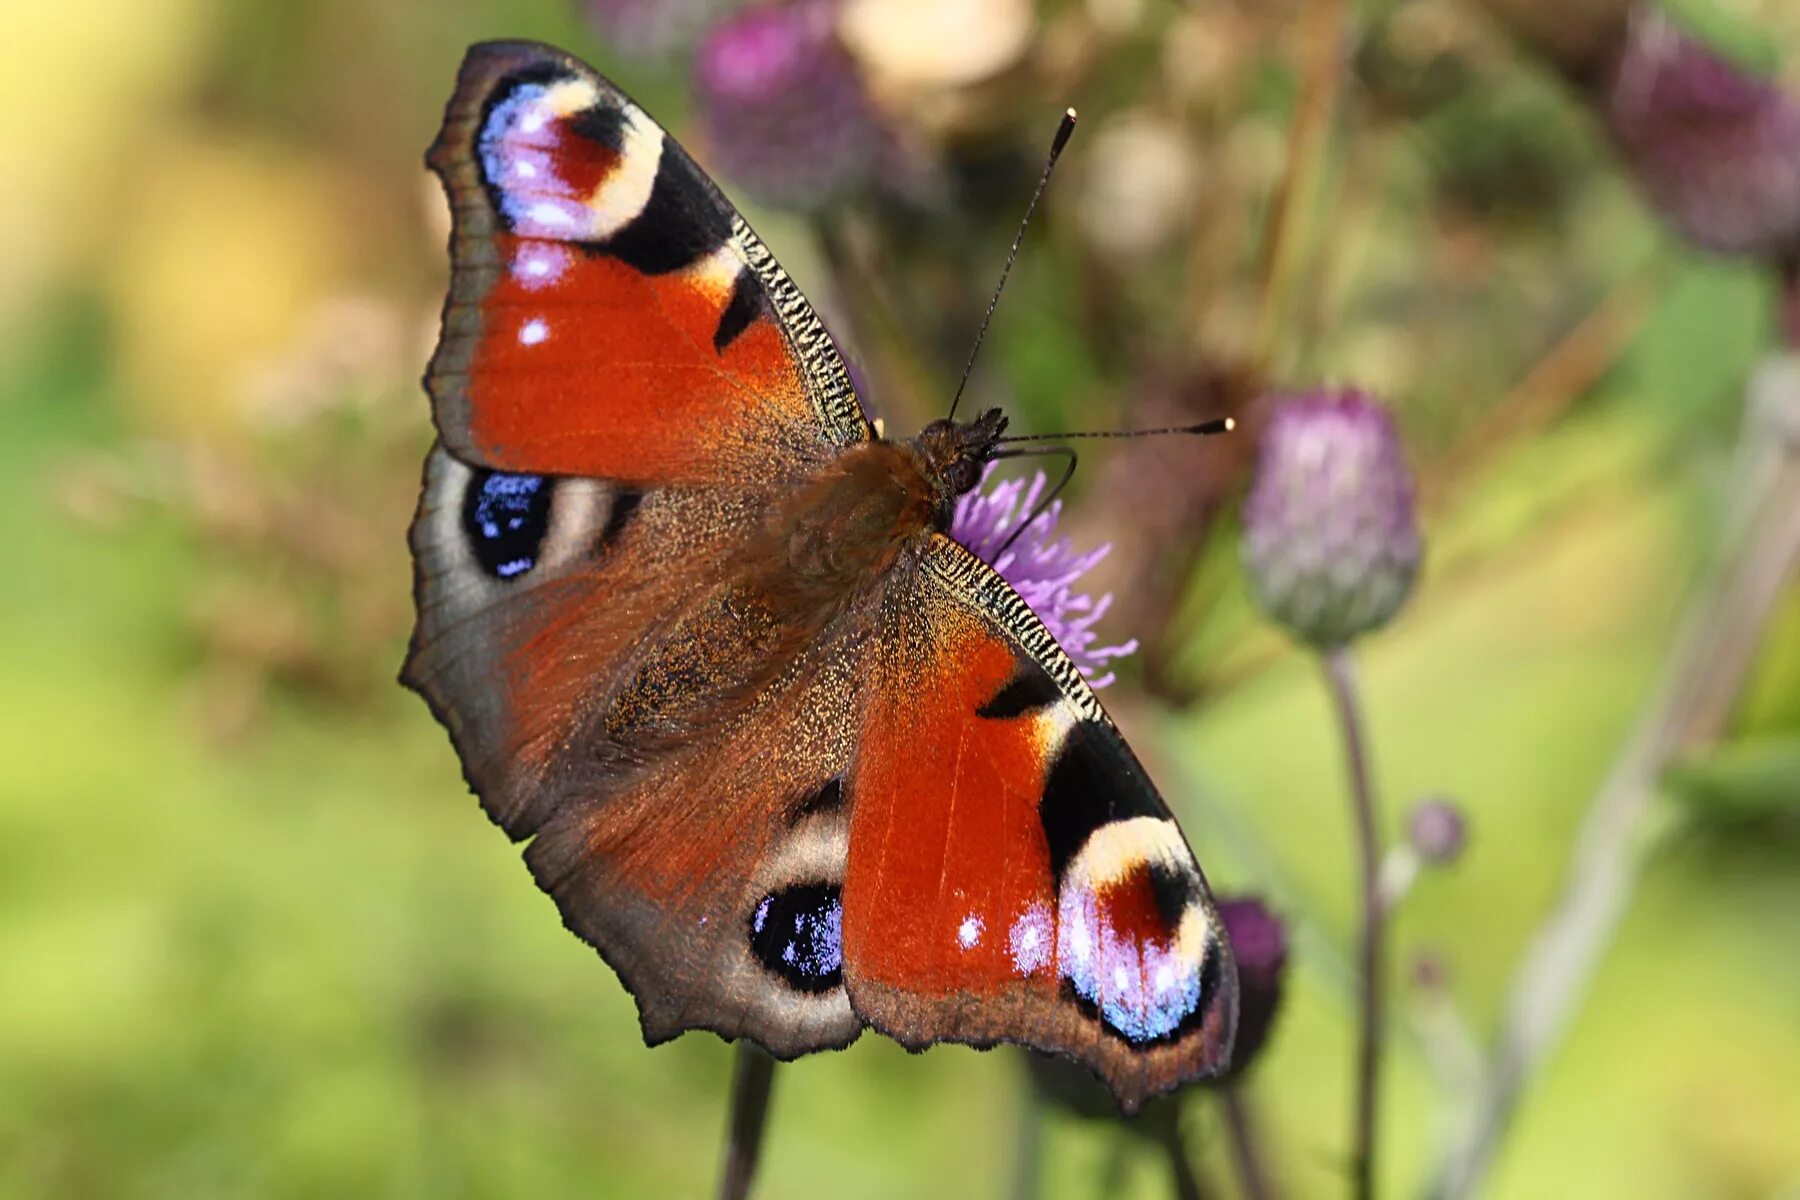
[521,628,866,1057]
[406,439,869,1055]
[425,40,868,485]
[403,445,756,834]
[842,537,1237,1112]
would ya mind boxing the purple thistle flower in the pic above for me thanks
[951,466,1138,689]
[692,1,884,213]
[1216,895,1288,1080]
[1603,7,1800,261]
[1241,390,1421,649]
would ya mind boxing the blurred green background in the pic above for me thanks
[3,0,1798,1197]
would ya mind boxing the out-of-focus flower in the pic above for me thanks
[692,2,883,212]
[108,135,354,442]
[952,467,1137,688]
[587,0,733,60]
[840,0,1032,96]
[1408,797,1469,865]
[1216,896,1288,1080]
[1604,7,1800,260]
[1077,109,1201,261]
[1241,390,1421,648]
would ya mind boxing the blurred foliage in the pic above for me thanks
[2,0,1798,1198]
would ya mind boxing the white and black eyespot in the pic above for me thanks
[461,470,556,580]
[748,883,843,993]
[1052,816,1220,1047]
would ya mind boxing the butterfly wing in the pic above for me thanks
[426,39,869,484]
[409,38,871,818]
[405,42,876,1053]
[841,535,1238,1112]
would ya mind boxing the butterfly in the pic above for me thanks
[403,39,1237,1112]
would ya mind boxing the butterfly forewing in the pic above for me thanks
[426,39,868,484]
[407,40,874,1052]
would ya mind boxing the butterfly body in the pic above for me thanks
[406,40,1236,1111]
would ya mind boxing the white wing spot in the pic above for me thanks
[528,201,575,229]
[957,915,984,950]
[519,318,549,346]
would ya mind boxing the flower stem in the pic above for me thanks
[1780,260,1800,351]
[1252,0,1349,375]
[717,1043,777,1200]
[1323,645,1384,1200]
[1427,358,1800,1199]
[1009,1084,1043,1200]
[1222,1088,1280,1200]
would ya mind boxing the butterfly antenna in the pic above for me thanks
[946,108,1079,424]
[998,417,1237,443]
[986,446,1080,561]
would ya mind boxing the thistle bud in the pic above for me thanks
[1603,9,1800,260]
[1408,797,1469,866]
[1241,391,1421,648]
[1217,896,1288,1080]
[692,2,883,212]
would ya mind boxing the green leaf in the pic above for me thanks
[1665,736,1800,822]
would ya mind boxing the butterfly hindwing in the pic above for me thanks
[840,535,1238,1112]
[426,39,869,485]
[519,612,868,1056]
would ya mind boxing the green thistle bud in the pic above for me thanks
[1241,390,1422,648]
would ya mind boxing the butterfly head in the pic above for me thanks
[913,407,1009,519]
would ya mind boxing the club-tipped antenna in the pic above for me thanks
[997,417,1236,443]
[946,108,1079,424]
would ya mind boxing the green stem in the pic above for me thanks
[1428,357,1800,1198]
[1323,645,1384,1200]
[717,1043,777,1200]
[1222,1088,1280,1200]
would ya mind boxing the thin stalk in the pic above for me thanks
[1251,0,1350,374]
[1428,359,1800,1198]
[716,1043,777,1200]
[1222,1089,1279,1200]
[1322,646,1385,1200]
[1162,1128,1209,1200]
[1009,1085,1043,1200]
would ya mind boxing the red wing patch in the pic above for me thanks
[426,41,868,486]
[842,536,1237,1112]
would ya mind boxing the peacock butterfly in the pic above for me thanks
[403,39,1237,1111]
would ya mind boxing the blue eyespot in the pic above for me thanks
[461,470,553,580]
[749,883,843,993]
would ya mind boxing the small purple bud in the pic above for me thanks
[1603,9,1800,260]
[1407,797,1468,866]
[951,467,1137,688]
[1217,896,1288,1080]
[692,2,884,212]
[1241,390,1421,649]
[1411,947,1449,991]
